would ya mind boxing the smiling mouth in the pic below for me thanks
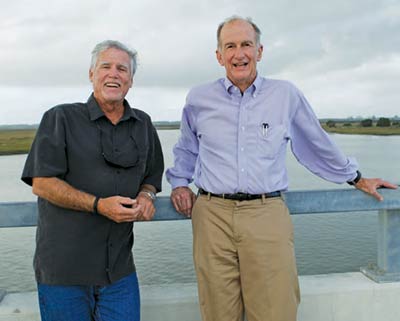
[105,82,121,88]
[233,62,248,67]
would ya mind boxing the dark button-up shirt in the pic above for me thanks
[21,94,164,286]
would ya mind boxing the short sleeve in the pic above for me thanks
[21,107,68,186]
[141,123,164,192]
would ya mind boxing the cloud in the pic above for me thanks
[2,0,399,85]
[259,0,400,76]
[284,55,400,118]
[0,0,399,121]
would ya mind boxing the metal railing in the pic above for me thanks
[1,187,400,302]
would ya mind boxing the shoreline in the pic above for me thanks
[0,125,180,156]
[320,124,400,136]
[1,125,399,156]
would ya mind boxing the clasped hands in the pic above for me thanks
[97,194,155,223]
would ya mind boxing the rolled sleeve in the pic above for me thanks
[142,125,164,192]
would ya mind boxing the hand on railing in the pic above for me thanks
[170,186,197,217]
[355,178,398,201]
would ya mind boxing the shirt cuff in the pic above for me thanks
[169,178,190,190]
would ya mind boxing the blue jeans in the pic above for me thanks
[37,272,140,321]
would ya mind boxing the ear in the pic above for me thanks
[256,44,264,62]
[89,68,94,83]
[216,49,224,66]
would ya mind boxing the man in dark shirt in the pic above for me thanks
[21,40,164,321]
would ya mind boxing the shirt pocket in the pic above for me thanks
[107,135,147,169]
[257,124,287,159]
[129,135,148,168]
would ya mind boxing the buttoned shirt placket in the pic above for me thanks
[234,86,254,194]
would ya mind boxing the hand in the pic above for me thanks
[136,192,156,221]
[171,186,197,217]
[97,196,142,223]
[355,178,398,201]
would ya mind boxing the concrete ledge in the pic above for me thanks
[0,291,39,321]
[1,273,400,321]
[298,272,400,321]
[141,283,201,321]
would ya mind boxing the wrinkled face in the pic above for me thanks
[89,47,133,105]
[216,20,263,92]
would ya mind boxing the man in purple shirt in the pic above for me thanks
[166,16,396,321]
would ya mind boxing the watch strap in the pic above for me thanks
[93,196,101,214]
[347,170,362,186]
[139,190,156,201]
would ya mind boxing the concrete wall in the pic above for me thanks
[1,272,400,321]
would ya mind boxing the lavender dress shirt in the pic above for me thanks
[166,75,358,194]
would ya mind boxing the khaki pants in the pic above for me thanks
[191,195,300,321]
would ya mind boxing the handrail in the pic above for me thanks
[0,187,399,287]
[1,188,399,227]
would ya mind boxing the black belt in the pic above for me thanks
[198,188,281,201]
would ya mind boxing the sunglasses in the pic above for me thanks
[96,122,140,169]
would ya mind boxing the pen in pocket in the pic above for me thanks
[262,123,269,136]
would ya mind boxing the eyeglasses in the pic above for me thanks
[96,121,140,169]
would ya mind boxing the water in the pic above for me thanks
[0,131,399,292]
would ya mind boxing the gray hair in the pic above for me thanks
[90,40,138,79]
[217,15,261,49]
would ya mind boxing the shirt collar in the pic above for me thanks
[87,93,142,122]
[223,74,263,96]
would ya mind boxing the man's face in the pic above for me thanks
[216,20,263,92]
[89,47,133,105]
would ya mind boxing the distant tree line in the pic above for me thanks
[361,117,392,127]
[325,117,399,128]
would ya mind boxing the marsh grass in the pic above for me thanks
[0,130,36,155]
[322,124,400,135]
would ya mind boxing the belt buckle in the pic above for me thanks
[236,193,247,201]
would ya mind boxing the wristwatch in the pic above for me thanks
[139,190,156,202]
[347,170,362,186]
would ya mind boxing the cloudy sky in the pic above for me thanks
[1,0,399,124]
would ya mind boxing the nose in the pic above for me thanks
[108,66,119,78]
[233,47,245,59]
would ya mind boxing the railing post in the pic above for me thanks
[0,289,5,303]
[361,209,400,282]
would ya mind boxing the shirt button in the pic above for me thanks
[116,170,120,174]
[241,147,244,151]
[253,94,257,98]
[241,126,245,131]
[241,168,245,172]
[105,268,110,272]
[109,243,113,248]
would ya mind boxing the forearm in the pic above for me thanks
[32,177,95,213]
